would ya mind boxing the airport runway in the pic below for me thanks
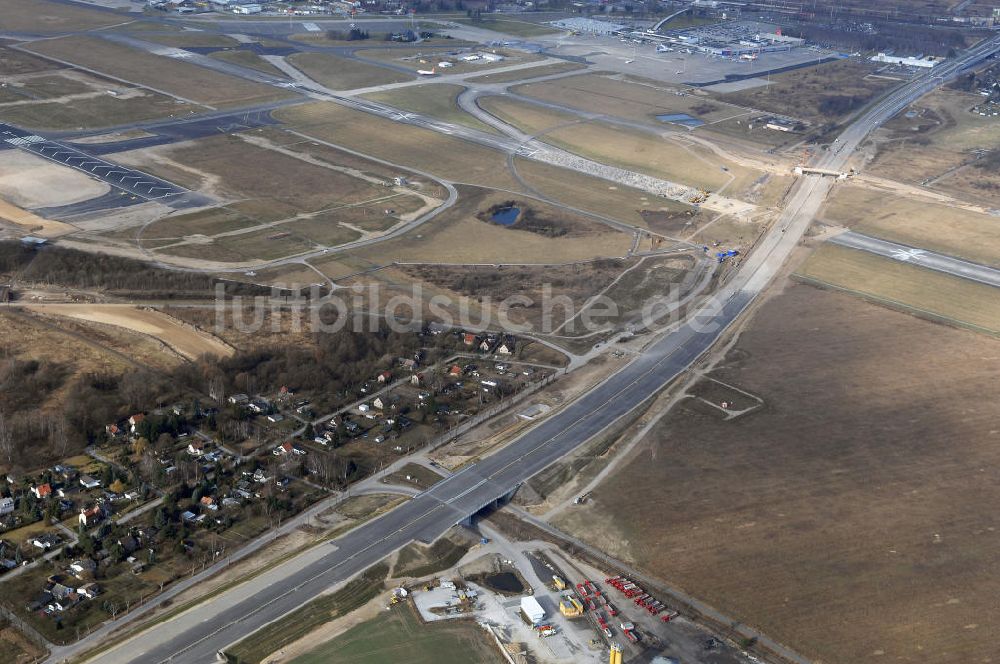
[830,230,1000,289]
[0,123,205,210]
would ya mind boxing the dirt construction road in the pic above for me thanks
[21,304,233,360]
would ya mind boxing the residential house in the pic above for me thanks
[128,413,145,434]
[376,370,392,384]
[78,582,101,599]
[463,332,477,346]
[497,337,516,355]
[199,496,218,511]
[31,533,61,550]
[79,506,102,527]
[187,440,206,457]
[448,364,463,377]
[105,423,122,438]
[410,373,424,386]
[372,396,386,410]
[401,358,418,371]
[118,536,139,555]
[0,497,12,516]
[274,441,294,456]
[69,559,97,580]
[478,338,495,353]
[227,394,249,406]
[248,398,270,415]
[32,483,53,500]
[266,413,284,423]
[79,475,101,490]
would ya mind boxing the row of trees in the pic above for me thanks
[0,242,267,299]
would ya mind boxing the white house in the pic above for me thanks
[0,496,13,515]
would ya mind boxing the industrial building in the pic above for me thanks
[519,596,545,626]
[871,53,941,68]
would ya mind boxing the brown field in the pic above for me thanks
[511,158,684,230]
[118,135,388,214]
[24,36,293,108]
[0,89,191,131]
[398,258,630,330]
[0,620,45,664]
[557,282,1000,664]
[0,307,182,410]
[870,88,1000,206]
[22,304,234,360]
[289,52,412,90]
[481,96,749,191]
[319,184,633,270]
[819,185,1000,268]
[0,0,126,32]
[795,243,1000,335]
[0,45,60,76]
[715,60,898,126]
[361,84,497,133]
[465,61,585,84]
[274,102,525,191]
[208,49,286,77]
[515,72,747,126]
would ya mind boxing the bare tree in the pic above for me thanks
[0,411,13,468]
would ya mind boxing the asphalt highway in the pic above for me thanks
[830,230,1000,289]
[73,32,1000,664]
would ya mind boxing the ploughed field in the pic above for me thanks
[557,283,1000,664]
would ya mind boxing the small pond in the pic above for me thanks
[490,206,520,225]
[656,113,705,127]
[483,572,524,594]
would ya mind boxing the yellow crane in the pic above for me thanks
[609,643,623,664]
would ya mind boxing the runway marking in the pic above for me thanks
[891,247,926,262]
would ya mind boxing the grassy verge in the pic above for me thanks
[392,537,470,579]
[287,602,502,664]
[224,563,389,664]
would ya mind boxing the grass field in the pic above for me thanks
[795,244,1000,335]
[465,61,585,84]
[870,88,1000,206]
[24,36,293,108]
[515,72,748,127]
[513,158,690,230]
[208,49,286,77]
[289,52,413,90]
[393,536,470,579]
[274,102,524,191]
[482,96,743,191]
[819,185,1000,268]
[382,462,444,489]
[557,282,1000,663]
[360,46,542,76]
[0,0,125,32]
[121,135,387,213]
[345,184,633,266]
[290,603,501,664]
[716,59,897,125]
[0,45,60,76]
[226,564,389,664]
[0,90,193,131]
[453,17,558,37]
[361,83,497,133]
